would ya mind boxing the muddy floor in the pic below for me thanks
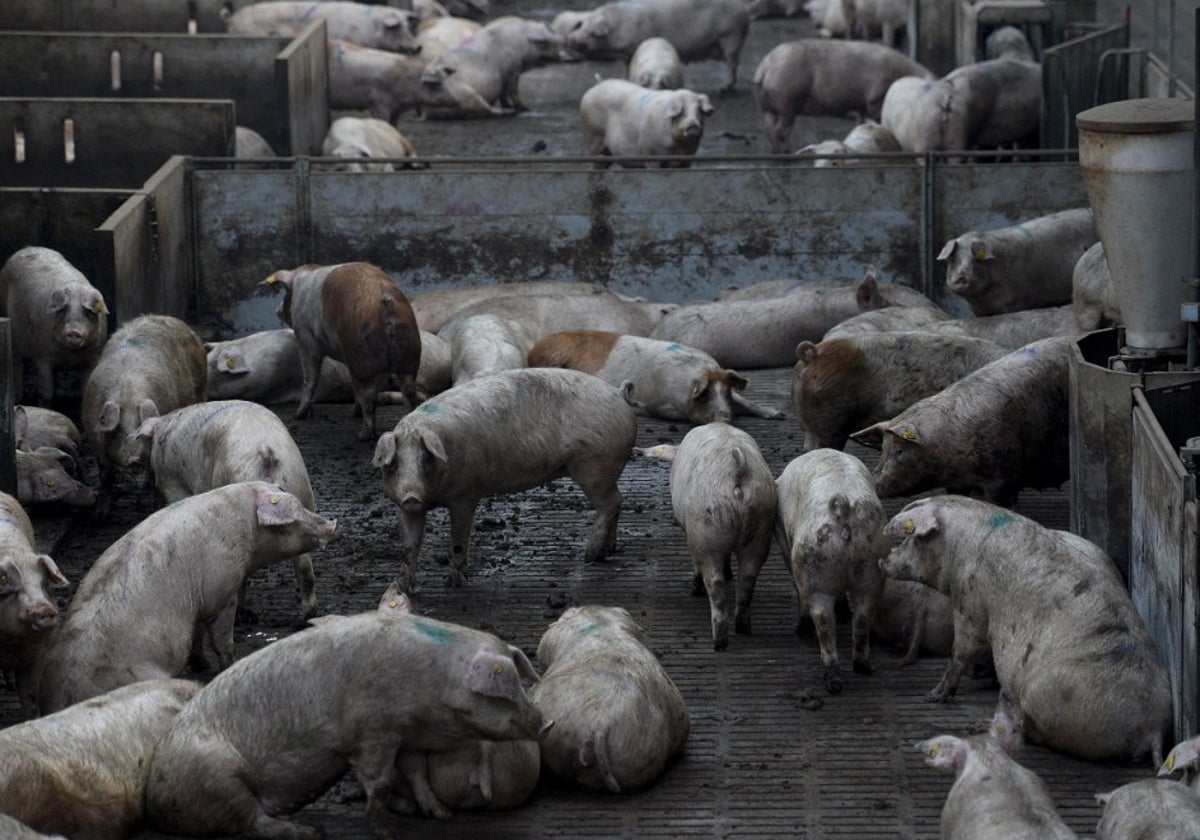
[5,366,1153,839]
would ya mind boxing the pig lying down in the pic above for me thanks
[374,368,637,591]
[144,611,548,838]
[223,1,421,53]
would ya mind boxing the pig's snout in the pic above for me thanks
[538,719,555,741]
[949,272,973,292]
[400,495,425,513]
[317,518,339,545]
[62,326,87,349]
[29,604,60,631]
[680,119,702,139]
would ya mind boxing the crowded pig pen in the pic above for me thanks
[2,0,1198,837]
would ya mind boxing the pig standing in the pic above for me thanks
[0,491,68,717]
[415,15,482,61]
[580,79,713,167]
[326,40,487,122]
[1071,241,1120,330]
[753,40,932,152]
[0,246,108,406]
[566,0,750,91]
[880,75,961,153]
[841,0,910,46]
[650,266,938,368]
[81,314,207,518]
[1094,779,1200,839]
[134,400,323,619]
[373,368,637,590]
[15,447,95,509]
[668,423,776,650]
[144,612,548,838]
[222,1,421,52]
[531,605,690,792]
[851,336,1073,507]
[0,679,199,840]
[528,330,784,423]
[938,207,1097,316]
[775,449,888,693]
[943,57,1042,150]
[37,482,338,714]
[628,37,684,89]
[261,261,421,439]
[321,116,418,171]
[791,332,1007,451]
[205,328,449,405]
[986,25,1036,61]
[882,495,1173,762]
[449,314,535,384]
[917,696,1077,840]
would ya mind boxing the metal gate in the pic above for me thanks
[1041,21,1131,148]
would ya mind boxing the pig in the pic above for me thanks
[851,336,1073,506]
[37,481,338,714]
[1161,734,1200,789]
[0,246,108,406]
[261,261,422,439]
[415,15,482,60]
[436,0,487,21]
[0,679,200,840]
[943,57,1043,150]
[372,368,637,591]
[986,25,1036,61]
[775,449,888,693]
[133,400,323,619]
[14,405,81,464]
[205,328,449,405]
[222,1,421,53]
[0,491,68,717]
[0,815,65,840]
[409,280,610,333]
[872,579,955,663]
[822,304,952,338]
[566,0,750,91]
[449,314,535,384]
[1071,241,1120,330]
[80,314,207,518]
[15,447,95,509]
[234,126,275,160]
[882,494,1173,762]
[326,40,493,122]
[421,16,567,115]
[668,423,777,650]
[531,605,690,792]
[747,0,809,17]
[1094,779,1200,840]
[580,79,713,167]
[841,0,910,46]
[791,332,1007,451]
[938,207,1097,316]
[753,40,932,152]
[528,330,784,423]
[794,119,902,166]
[439,287,660,341]
[628,36,684,89]
[921,305,1086,349]
[807,0,849,35]
[144,611,548,838]
[321,116,418,171]
[880,75,961,153]
[917,695,1077,840]
[650,266,939,368]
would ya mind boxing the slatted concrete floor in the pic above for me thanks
[9,366,1155,839]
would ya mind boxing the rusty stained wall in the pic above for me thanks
[190,157,1090,335]
[0,0,250,33]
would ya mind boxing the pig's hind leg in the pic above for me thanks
[294,350,325,420]
[569,468,624,563]
[733,527,772,636]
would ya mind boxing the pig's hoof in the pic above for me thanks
[853,660,872,675]
[823,667,843,694]
[447,572,467,588]
[796,688,824,711]
[712,632,729,652]
[734,617,751,635]
[924,689,951,704]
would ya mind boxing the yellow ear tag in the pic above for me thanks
[995,723,1007,734]
[225,357,236,369]
[493,664,505,675]
[388,598,399,608]
[901,428,917,441]
[46,478,55,487]
[96,301,108,314]
[902,518,915,535]
[927,743,941,757]
[270,495,279,505]
[1166,754,1176,771]
[972,245,987,261]
[263,273,278,284]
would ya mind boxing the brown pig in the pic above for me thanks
[261,261,422,440]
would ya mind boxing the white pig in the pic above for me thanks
[775,449,888,693]
[321,116,418,171]
[449,314,535,384]
[0,679,200,840]
[1094,778,1200,840]
[986,25,1036,61]
[223,1,421,52]
[628,37,684,89]
[415,15,482,61]
[1071,241,1120,330]
[880,75,961,153]
[81,314,207,517]
[37,482,338,714]
[0,246,108,406]
[1161,734,1200,790]
[822,304,951,338]
[14,405,81,465]
[527,330,784,423]
[409,280,610,333]
[794,119,902,166]
[134,400,323,619]
[15,446,95,510]
[0,814,65,840]
[917,695,1077,840]
[943,57,1043,150]
[566,0,749,91]
[373,368,637,591]
[841,0,910,46]
[753,40,932,152]
[668,423,777,650]
[0,491,68,717]
[921,304,1086,349]
[144,612,548,838]
[439,288,659,341]
[532,605,690,792]
[580,79,713,167]
[882,495,1173,763]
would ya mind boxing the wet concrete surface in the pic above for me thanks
[6,366,1154,839]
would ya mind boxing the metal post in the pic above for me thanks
[0,319,16,497]
[1190,5,1200,370]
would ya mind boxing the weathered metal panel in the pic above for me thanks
[0,0,252,33]
[0,320,14,498]
[0,25,325,157]
[1041,22,1130,149]
[1131,383,1200,742]
[1095,0,1195,93]
[0,97,234,188]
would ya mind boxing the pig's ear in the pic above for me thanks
[137,399,160,426]
[885,424,922,447]
[936,240,957,261]
[217,351,250,376]
[37,554,68,588]
[698,94,714,116]
[795,341,819,364]
[259,269,293,290]
[508,645,541,683]
[854,265,879,309]
[33,447,73,470]
[467,651,524,703]
[916,736,967,770]
[969,239,994,262]
[95,401,121,434]
[13,405,28,442]
[378,583,413,615]
[1094,791,1114,807]
[724,370,748,392]
[849,422,886,450]
[87,293,107,315]
[134,415,162,441]
[371,433,397,469]
[255,488,303,526]
[421,430,448,463]
[1160,736,1200,778]
[48,288,69,312]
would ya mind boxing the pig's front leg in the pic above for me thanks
[731,391,785,420]
[927,611,987,702]
[445,497,482,587]
[294,349,325,420]
[207,602,239,671]
[396,749,453,819]
[354,738,410,835]
[34,359,55,406]
[398,509,428,593]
